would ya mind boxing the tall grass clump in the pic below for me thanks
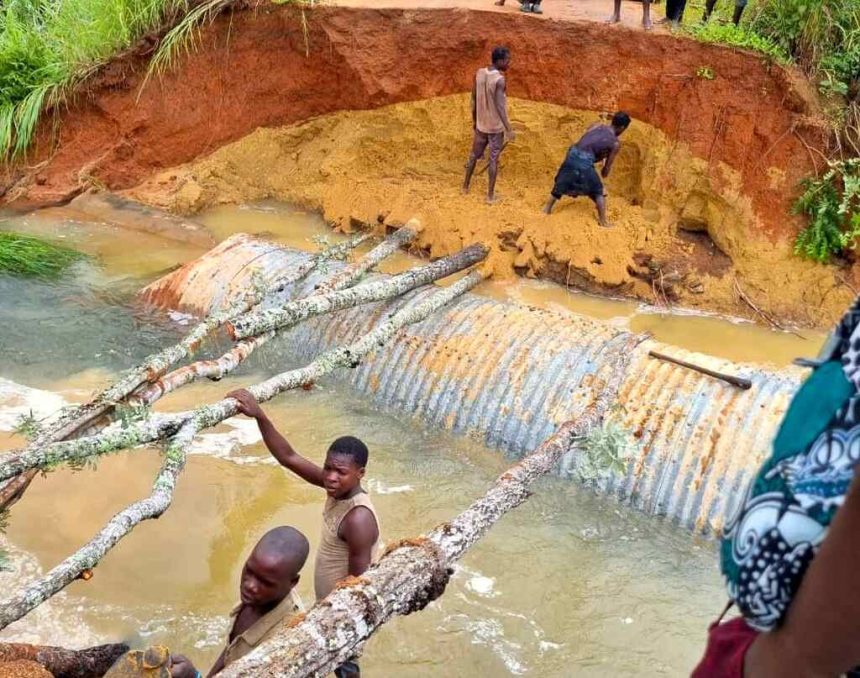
[0,231,86,278]
[0,0,189,160]
[745,0,860,261]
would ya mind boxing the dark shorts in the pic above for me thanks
[470,130,505,164]
[551,146,603,200]
[334,660,360,677]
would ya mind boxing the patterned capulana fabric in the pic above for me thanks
[720,296,860,632]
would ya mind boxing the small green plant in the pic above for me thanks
[793,159,860,263]
[576,419,633,482]
[115,403,151,429]
[0,231,86,278]
[12,409,41,440]
[696,66,716,80]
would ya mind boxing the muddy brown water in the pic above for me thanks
[0,201,822,675]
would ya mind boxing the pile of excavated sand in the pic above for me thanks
[129,95,853,327]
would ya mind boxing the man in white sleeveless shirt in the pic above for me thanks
[226,389,381,678]
[462,46,515,204]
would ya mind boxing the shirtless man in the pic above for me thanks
[462,46,516,205]
[608,0,653,30]
[169,526,309,677]
[226,389,381,678]
[542,112,631,228]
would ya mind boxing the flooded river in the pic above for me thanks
[0,200,822,675]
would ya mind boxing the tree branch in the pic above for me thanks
[0,233,372,513]
[220,333,636,677]
[0,270,484,630]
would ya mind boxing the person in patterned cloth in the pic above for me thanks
[693,297,860,676]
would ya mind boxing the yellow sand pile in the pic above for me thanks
[129,95,853,327]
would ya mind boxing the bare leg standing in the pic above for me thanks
[642,0,653,29]
[594,194,612,228]
[608,0,622,23]
[462,157,478,194]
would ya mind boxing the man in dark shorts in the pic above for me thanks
[462,46,516,205]
[542,111,631,228]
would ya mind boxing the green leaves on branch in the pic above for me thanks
[574,416,633,482]
[793,159,860,263]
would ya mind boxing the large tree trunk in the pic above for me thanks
[219,333,638,678]
[0,232,373,513]
[0,641,129,678]
[0,246,486,482]
[0,271,484,632]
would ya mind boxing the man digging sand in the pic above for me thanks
[462,46,516,205]
[542,111,631,227]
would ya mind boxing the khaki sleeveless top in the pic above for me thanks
[475,67,505,134]
[313,490,382,600]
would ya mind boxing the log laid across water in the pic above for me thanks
[140,233,804,536]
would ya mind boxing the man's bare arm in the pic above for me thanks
[471,77,477,128]
[601,141,620,178]
[493,77,514,136]
[340,506,379,576]
[226,389,325,487]
[746,472,860,676]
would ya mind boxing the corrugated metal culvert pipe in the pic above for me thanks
[140,234,804,536]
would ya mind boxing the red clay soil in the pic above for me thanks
[2,3,829,247]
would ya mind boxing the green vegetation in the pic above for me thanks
[685,21,788,62]
[682,0,860,262]
[0,231,86,278]
[793,159,860,263]
[695,65,716,80]
[577,418,632,482]
[0,0,189,159]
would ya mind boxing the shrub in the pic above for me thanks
[793,159,860,263]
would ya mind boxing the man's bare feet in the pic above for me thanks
[461,185,470,195]
[643,18,653,30]
[598,221,614,228]
[486,195,502,205]
[494,0,505,6]
[606,13,621,23]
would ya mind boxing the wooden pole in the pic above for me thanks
[648,350,752,390]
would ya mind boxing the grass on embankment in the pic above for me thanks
[680,0,860,263]
[0,231,86,278]
[0,0,189,159]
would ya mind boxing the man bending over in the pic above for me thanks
[542,111,631,228]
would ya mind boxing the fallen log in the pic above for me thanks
[227,244,488,340]
[0,246,487,481]
[0,641,128,678]
[133,240,482,407]
[0,270,484,631]
[0,233,372,513]
[220,332,637,678]
[313,225,416,293]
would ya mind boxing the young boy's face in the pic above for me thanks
[239,549,299,609]
[322,452,365,499]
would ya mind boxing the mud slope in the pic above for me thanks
[5,4,827,244]
[130,95,851,325]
